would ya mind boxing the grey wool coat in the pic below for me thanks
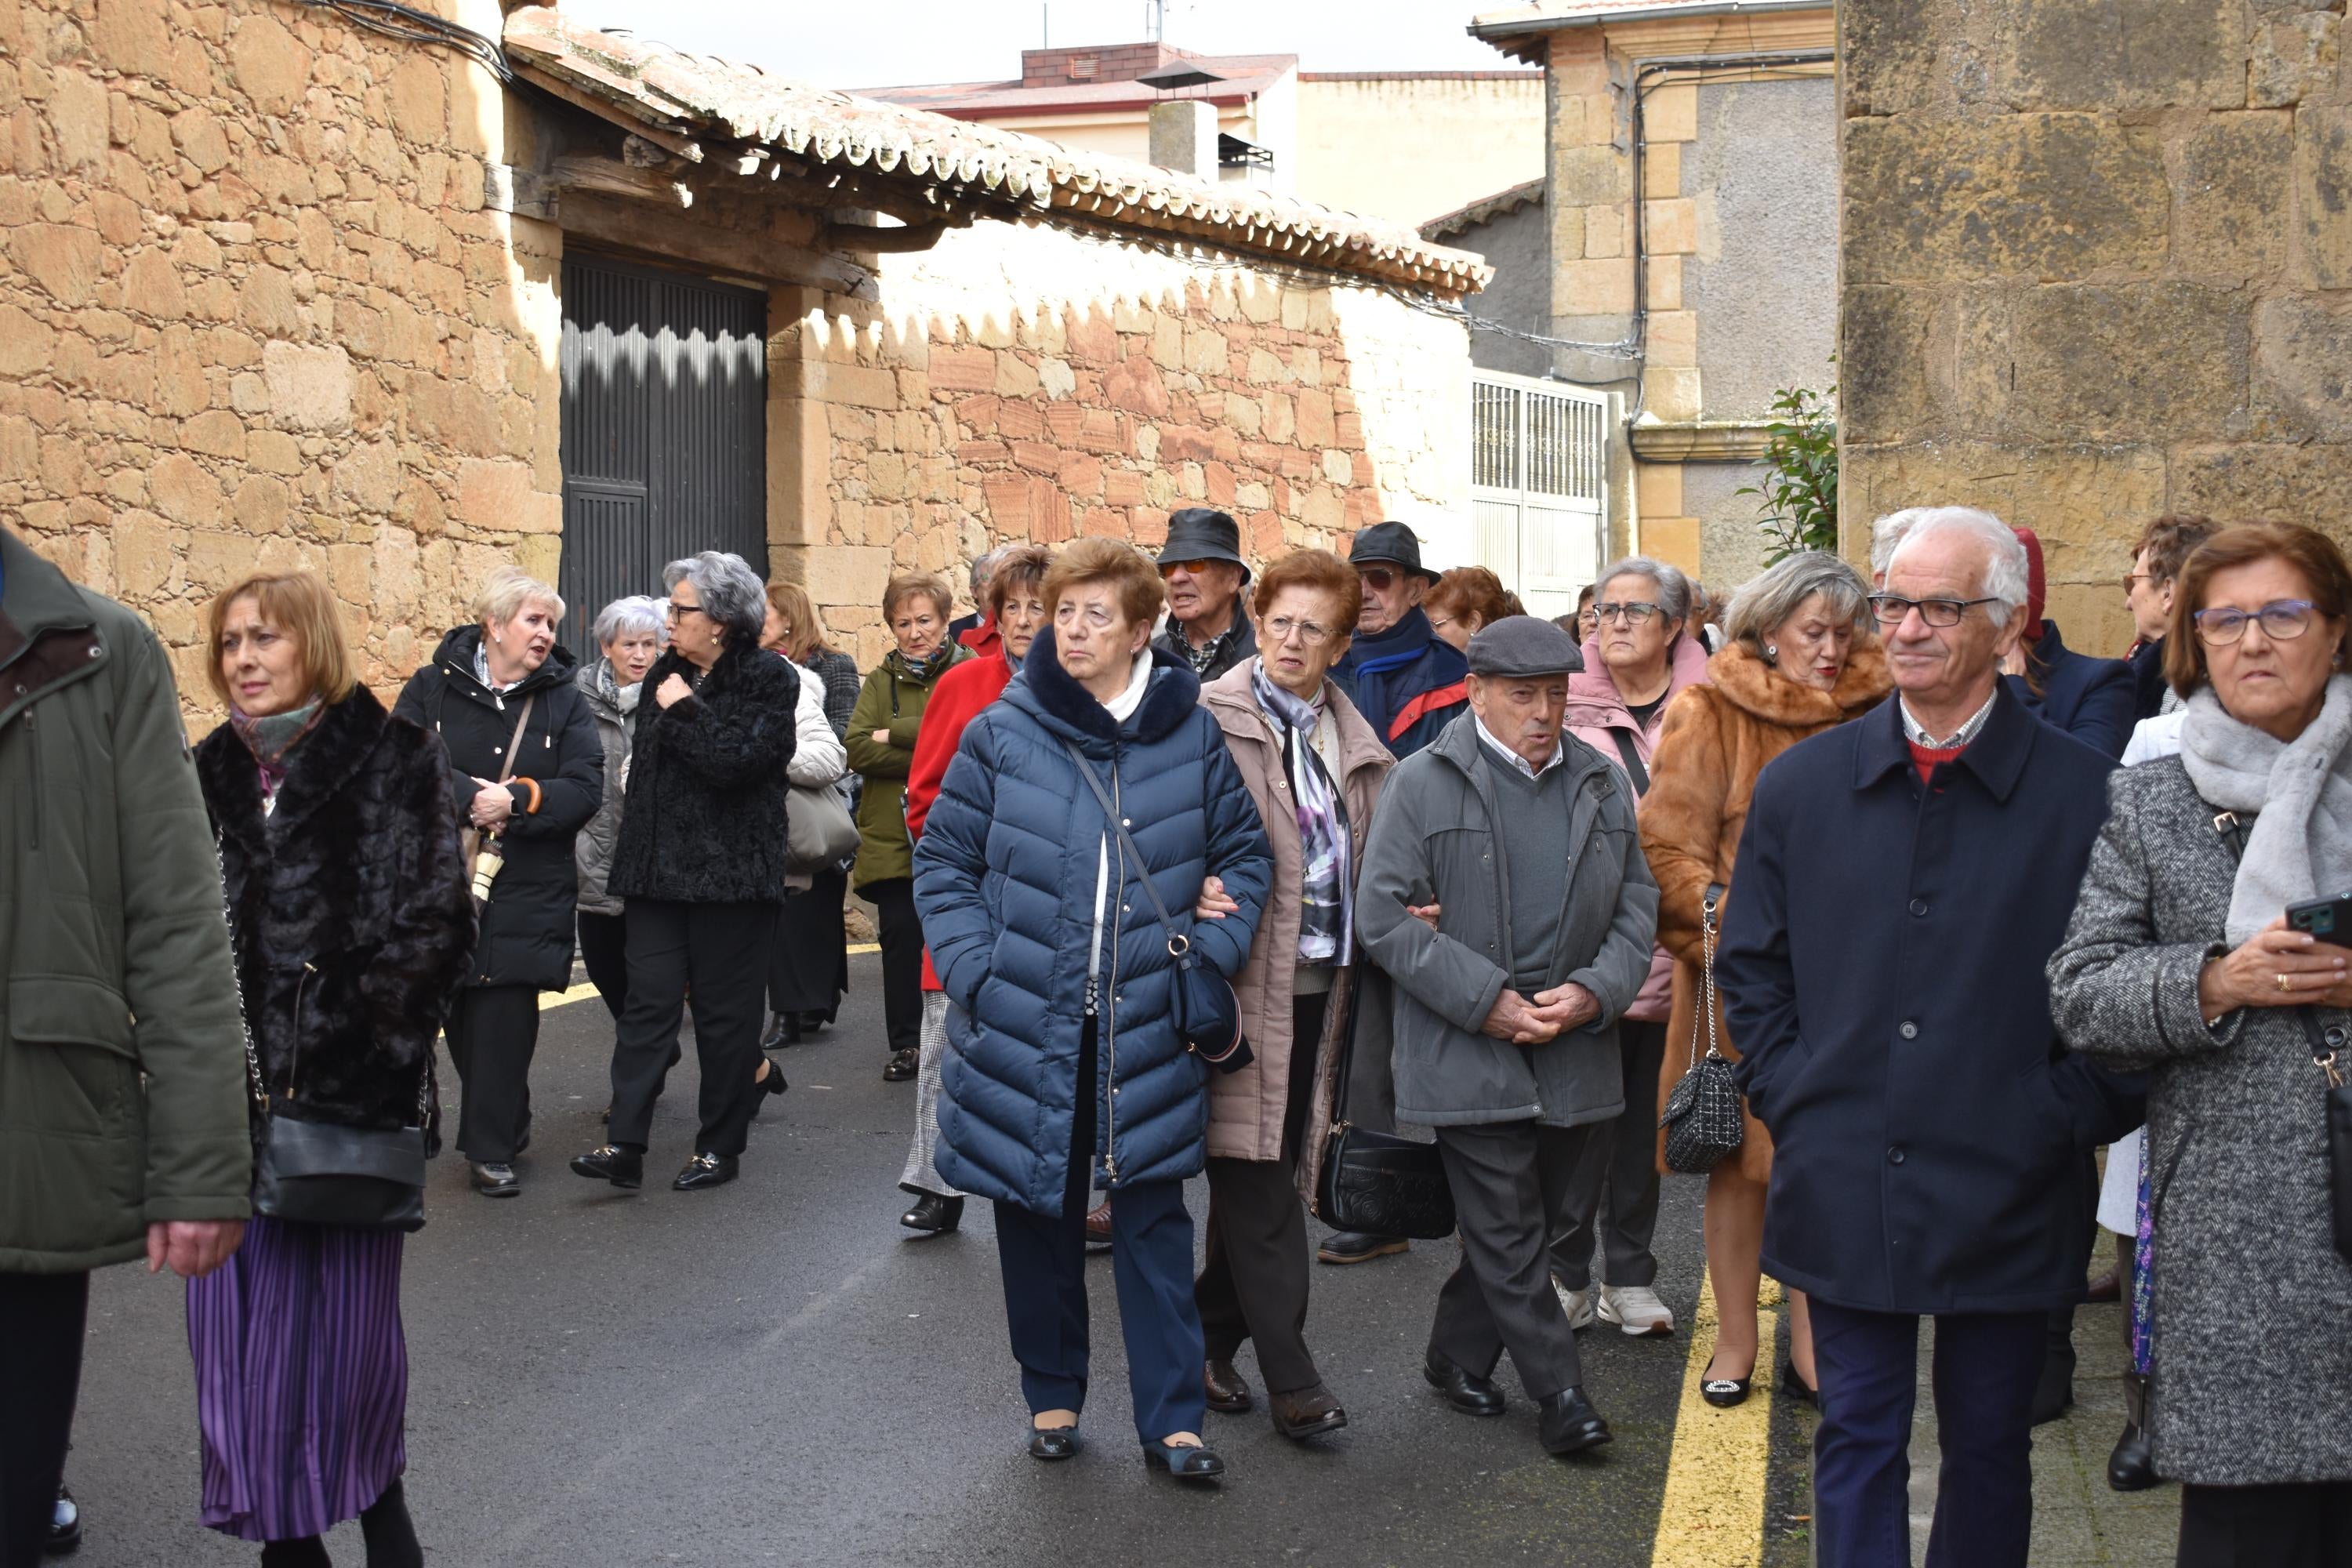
[2049,756,2352,1486]
[1356,711,1658,1128]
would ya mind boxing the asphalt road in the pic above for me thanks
[64,954,1806,1567]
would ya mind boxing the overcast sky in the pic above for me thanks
[570,0,1519,90]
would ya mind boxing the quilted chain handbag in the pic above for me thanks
[1659,884,1747,1174]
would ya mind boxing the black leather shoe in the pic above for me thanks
[1424,1350,1507,1417]
[1204,1358,1254,1414]
[2107,1371,2158,1492]
[760,1012,801,1052]
[753,1060,788,1102]
[1537,1386,1612,1455]
[1780,1360,1817,1406]
[1269,1384,1348,1440]
[1142,1439,1225,1482]
[882,1047,918,1081]
[46,1484,80,1555]
[469,1161,520,1197]
[1029,1425,1079,1461]
[569,1145,642,1189]
[900,1192,964,1234]
[1701,1354,1755,1408]
[673,1153,739,1192]
[1318,1230,1408,1265]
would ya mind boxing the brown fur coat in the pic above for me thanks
[1639,637,1892,1181]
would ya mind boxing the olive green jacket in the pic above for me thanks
[0,529,252,1273]
[845,648,966,891]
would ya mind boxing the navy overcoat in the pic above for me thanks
[913,630,1272,1215]
[2005,618,2136,760]
[1715,684,2144,1315]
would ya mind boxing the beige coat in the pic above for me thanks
[1200,662,1395,1198]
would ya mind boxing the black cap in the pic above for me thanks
[1466,615,1584,677]
[1348,521,1439,583]
[1158,508,1250,583]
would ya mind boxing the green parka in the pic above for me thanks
[846,646,967,891]
[0,529,252,1273]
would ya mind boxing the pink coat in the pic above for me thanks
[1563,633,1712,1022]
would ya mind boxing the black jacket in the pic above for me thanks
[2129,637,2169,722]
[607,641,799,906]
[1151,598,1257,683]
[391,626,603,989]
[198,687,475,1131]
[1715,684,2145,1316]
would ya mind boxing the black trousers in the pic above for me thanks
[770,867,849,1022]
[0,1271,86,1568]
[443,982,542,1163]
[1431,1120,1599,1402]
[2178,1481,2352,1568]
[1196,989,1327,1394]
[865,877,924,1055]
[576,909,629,1022]
[608,898,775,1159]
[1550,1018,1668,1289]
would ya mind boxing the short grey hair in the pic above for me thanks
[1593,555,1693,626]
[474,564,564,629]
[1885,506,2030,629]
[662,550,768,648]
[1870,508,1927,578]
[1724,551,1871,660]
[592,594,668,651]
[968,546,1005,595]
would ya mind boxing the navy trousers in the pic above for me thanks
[1809,1299,2045,1568]
[990,1016,1207,1446]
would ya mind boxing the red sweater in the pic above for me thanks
[906,650,1014,990]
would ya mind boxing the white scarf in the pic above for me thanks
[2180,673,2352,942]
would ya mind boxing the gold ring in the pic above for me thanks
[2278,972,2295,993]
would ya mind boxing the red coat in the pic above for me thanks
[906,648,1014,989]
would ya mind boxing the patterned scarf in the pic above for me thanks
[885,642,957,686]
[228,699,323,804]
[1251,660,1351,967]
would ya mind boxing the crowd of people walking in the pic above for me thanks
[4,496,2349,1567]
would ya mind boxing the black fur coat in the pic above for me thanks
[197,686,476,1131]
[607,641,798,905]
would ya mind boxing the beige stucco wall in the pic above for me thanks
[2,0,564,715]
[777,219,1471,664]
[1293,75,1544,227]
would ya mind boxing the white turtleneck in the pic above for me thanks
[1089,649,1157,998]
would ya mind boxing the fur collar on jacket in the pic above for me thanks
[1009,625,1203,748]
[1704,638,1892,728]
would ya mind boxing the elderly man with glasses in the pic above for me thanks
[1332,521,1470,760]
[1153,508,1258,681]
[1713,506,2144,1568]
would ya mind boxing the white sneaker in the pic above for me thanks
[1598,1283,1675,1337]
[1551,1276,1596,1330]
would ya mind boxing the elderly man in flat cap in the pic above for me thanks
[1355,615,1658,1457]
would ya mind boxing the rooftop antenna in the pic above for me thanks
[1145,0,1163,41]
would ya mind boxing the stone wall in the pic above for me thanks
[1451,195,1552,379]
[779,220,1472,665]
[1,0,561,715]
[1839,0,2352,654]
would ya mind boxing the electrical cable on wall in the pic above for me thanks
[292,0,512,83]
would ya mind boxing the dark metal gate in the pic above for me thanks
[557,253,768,655]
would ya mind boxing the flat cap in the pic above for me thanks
[1466,614,1584,677]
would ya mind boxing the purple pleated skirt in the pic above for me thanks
[185,1216,409,1543]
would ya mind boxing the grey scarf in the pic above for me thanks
[2181,673,2352,942]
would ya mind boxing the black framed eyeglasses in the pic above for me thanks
[1592,601,1661,626]
[664,601,712,622]
[2194,599,2318,646]
[1868,593,2000,628]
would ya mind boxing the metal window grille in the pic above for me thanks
[1469,370,1609,620]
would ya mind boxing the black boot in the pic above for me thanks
[2107,1370,2158,1492]
[899,1192,964,1234]
[358,1479,423,1568]
[260,1538,332,1567]
[760,1012,800,1051]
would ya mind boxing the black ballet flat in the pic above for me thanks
[1701,1374,1753,1408]
[900,1192,963,1234]
[1029,1425,1080,1461]
[755,1062,788,1101]
[1780,1361,1817,1406]
[1142,1439,1225,1483]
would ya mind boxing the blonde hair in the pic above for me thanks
[1043,538,1165,626]
[473,564,564,630]
[205,572,358,709]
[763,580,833,663]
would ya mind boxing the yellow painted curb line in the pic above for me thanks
[538,944,880,1010]
[1649,1267,1780,1568]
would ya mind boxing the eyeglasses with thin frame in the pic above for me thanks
[2194,598,2319,646]
[2121,571,2156,596]
[1264,615,1337,648]
[1592,601,1662,626]
[1867,593,1999,628]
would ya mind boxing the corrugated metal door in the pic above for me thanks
[559,254,768,654]
[1470,370,1608,621]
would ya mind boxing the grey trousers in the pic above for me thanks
[898,991,961,1198]
[1549,1018,1668,1290]
[1431,1120,1599,1403]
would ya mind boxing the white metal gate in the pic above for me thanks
[1470,370,1609,622]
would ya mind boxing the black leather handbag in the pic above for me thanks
[1062,739,1252,1073]
[1314,982,1457,1240]
[1659,884,1747,1174]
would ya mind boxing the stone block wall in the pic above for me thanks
[1840,0,2352,655]
[0,0,561,717]
[776,220,1471,665]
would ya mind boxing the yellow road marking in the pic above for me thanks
[537,943,881,1010]
[1649,1266,1781,1568]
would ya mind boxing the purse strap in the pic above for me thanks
[1059,738,1189,961]
[2211,811,2346,1088]
[1688,882,1726,1071]
[492,695,535,789]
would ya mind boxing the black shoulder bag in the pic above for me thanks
[1314,982,1457,1240]
[1060,739,1252,1073]
[1659,883,1747,1173]
[2214,811,2352,1263]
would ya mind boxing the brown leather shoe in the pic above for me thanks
[1204,1358,1254,1414]
[1084,1199,1112,1250]
[1270,1383,1348,1440]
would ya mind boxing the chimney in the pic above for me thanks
[1148,100,1217,178]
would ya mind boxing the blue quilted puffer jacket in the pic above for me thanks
[913,629,1272,1215]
